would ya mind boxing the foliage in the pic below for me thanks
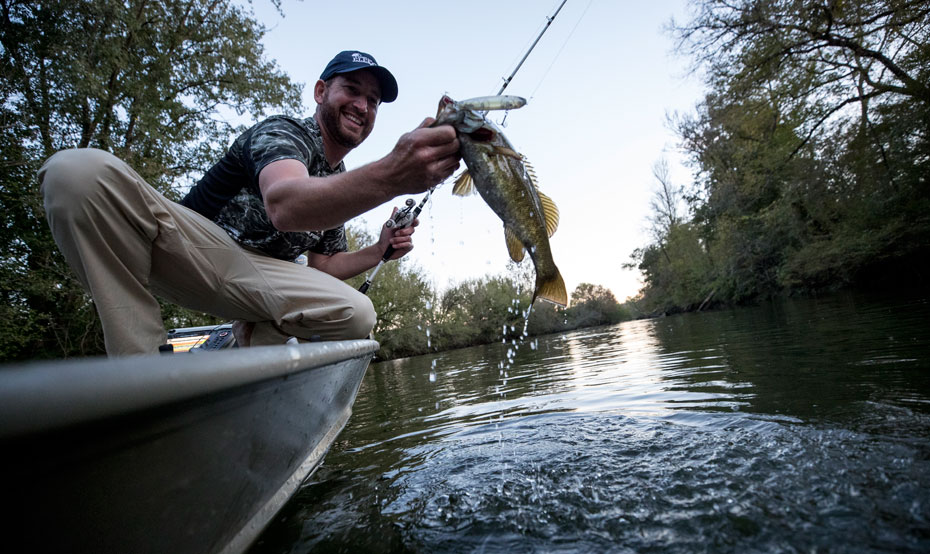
[632,0,930,313]
[0,0,302,359]
[629,222,715,313]
[347,231,632,360]
[566,283,630,327]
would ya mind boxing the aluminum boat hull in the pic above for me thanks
[0,340,379,553]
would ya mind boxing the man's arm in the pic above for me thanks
[259,120,459,232]
[305,215,418,280]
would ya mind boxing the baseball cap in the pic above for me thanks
[319,50,398,103]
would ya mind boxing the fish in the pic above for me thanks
[434,95,568,307]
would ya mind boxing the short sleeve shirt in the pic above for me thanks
[180,116,348,261]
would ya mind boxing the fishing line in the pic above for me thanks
[528,0,595,102]
[494,0,571,125]
[495,0,569,97]
[492,0,566,93]
[495,22,544,94]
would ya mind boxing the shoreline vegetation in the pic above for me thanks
[623,0,929,322]
[1,1,927,361]
[340,240,631,361]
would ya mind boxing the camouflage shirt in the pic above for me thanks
[180,116,348,261]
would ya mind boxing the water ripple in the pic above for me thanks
[251,291,930,553]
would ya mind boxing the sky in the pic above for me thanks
[246,0,705,301]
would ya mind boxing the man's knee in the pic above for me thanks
[39,148,116,217]
[272,291,376,343]
[344,292,377,339]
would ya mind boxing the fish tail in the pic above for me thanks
[534,269,568,307]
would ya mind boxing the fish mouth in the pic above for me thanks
[468,127,495,142]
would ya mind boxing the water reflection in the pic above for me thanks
[648,292,930,424]
[251,291,930,553]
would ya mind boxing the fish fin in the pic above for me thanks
[452,170,475,196]
[492,146,523,160]
[521,157,559,237]
[523,157,539,186]
[538,190,560,238]
[534,268,568,307]
[505,226,525,262]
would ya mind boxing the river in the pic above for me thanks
[250,290,930,553]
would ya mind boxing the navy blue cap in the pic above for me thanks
[319,50,398,103]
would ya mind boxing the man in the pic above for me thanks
[39,50,460,356]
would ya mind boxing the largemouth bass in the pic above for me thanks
[434,95,568,306]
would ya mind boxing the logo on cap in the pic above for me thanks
[351,52,375,66]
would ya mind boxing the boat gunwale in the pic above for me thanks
[0,339,379,438]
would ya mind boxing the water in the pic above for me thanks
[250,291,930,553]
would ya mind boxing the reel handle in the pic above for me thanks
[384,198,416,229]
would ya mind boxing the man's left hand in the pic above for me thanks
[380,206,419,260]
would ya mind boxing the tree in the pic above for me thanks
[648,158,683,244]
[566,283,629,327]
[626,0,930,312]
[0,0,302,359]
[674,0,930,153]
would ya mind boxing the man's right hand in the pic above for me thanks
[383,118,461,194]
[258,119,462,233]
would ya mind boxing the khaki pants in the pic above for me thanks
[39,148,375,357]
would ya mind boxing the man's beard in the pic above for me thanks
[318,100,368,149]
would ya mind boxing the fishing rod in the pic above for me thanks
[497,0,569,96]
[358,190,433,294]
[359,0,569,294]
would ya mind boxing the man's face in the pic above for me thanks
[317,71,381,149]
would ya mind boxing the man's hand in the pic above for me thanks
[259,118,461,233]
[383,118,461,195]
[379,207,419,260]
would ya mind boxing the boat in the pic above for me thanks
[165,322,238,352]
[0,333,379,553]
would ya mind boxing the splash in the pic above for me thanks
[494,294,536,401]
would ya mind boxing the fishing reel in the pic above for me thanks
[385,198,417,229]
